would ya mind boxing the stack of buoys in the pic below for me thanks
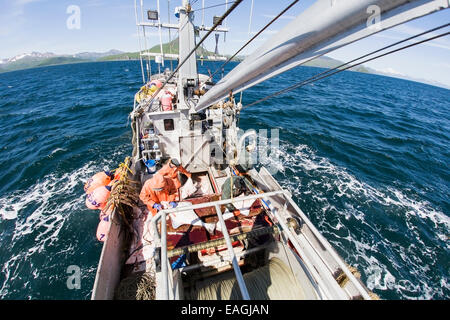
[85,171,115,242]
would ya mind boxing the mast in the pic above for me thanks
[195,0,450,112]
[177,0,198,111]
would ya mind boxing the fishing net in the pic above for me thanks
[115,272,156,300]
[186,258,306,300]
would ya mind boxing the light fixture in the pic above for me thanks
[147,10,159,20]
[213,16,222,25]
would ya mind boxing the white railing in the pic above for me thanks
[150,189,371,300]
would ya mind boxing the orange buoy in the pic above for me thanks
[96,215,111,242]
[85,185,111,210]
[84,171,113,194]
[150,79,162,88]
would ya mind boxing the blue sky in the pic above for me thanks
[1,0,449,87]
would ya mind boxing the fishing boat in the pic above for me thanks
[90,0,449,300]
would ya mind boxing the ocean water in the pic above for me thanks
[0,60,448,299]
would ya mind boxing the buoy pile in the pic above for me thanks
[135,79,163,103]
[84,171,116,242]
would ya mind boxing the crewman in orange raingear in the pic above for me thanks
[159,158,192,190]
[139,172,178,216]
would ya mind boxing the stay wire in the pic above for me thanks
[206,0,300,84]
[194,1,236,12]
[243,28,450,110]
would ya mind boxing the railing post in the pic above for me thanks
[214,204,250,300]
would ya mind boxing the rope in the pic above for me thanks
[115,272,156,300]
[243,27,450,109]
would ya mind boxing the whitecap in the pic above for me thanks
[255,138,449,299]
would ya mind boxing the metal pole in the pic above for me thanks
[161,210,169,299]
[214,204,250,300]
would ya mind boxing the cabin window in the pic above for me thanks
[164,119,174,131]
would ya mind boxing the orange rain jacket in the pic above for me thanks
[139,173,178,216]
[159,161,191,189]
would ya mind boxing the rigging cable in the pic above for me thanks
[168,0,174,71]
[144,0,244,106]
[243,26,450,110]
[205,0,300,83]
[134,0,145,83]
[194,1,236,12]
[139,0,152,81]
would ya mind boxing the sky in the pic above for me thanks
[0,0,449,87]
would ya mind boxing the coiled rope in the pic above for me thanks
[115,272,156,300]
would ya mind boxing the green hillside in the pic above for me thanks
[100,38,215,61]
[0,41,371,76]
[303,56,370,73]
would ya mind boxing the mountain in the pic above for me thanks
[73,49,124,60]
[0,50,123,73]
[373,68,450,90]
[302,56,371,73]
[0,51,56,64]
[1,47,446,90]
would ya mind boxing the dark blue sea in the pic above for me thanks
[0,60,448,300]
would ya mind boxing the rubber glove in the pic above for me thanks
[153,203,162,211]
[169,201,178,208]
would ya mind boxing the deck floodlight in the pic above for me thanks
[213,16,222,25]
[147,10,159,20]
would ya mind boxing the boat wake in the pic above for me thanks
[0,159,117,299]
[259,140,450,299]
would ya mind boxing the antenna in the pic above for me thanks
[157,0,164,68]
[248,0,254,35]
[214,33,220,56]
